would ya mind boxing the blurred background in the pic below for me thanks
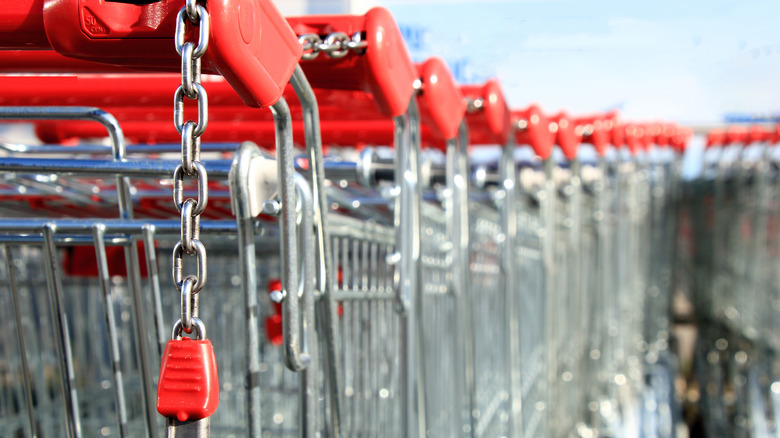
[276,0,780,127]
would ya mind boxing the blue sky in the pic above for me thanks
[378,0,780,123]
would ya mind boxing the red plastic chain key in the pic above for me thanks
[157,337,219,422]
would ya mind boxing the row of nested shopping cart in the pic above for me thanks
[0,1,699,437]
[677,125,780,438]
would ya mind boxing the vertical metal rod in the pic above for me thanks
[568,156,583,420]
[41,224,82,438]
[295,174,318,438]
[229,142,262,437]
[500,127,521,436]
[408,96,428,438]
[595,154,611,422]
[542,156,557,436]
[142,224,167,358]
[92,224,129,438]
[3,245,38,438]
[393,95,424,438]
[449,121,476,436]
[109,115,158,438]
[270,98,308,373]
[290,67,342,437]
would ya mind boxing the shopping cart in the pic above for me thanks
[0,108,287,437]
[0,1,326,436]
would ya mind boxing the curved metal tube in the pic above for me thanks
[393,95,426,438]
[269,98,313,372]
[293,174,318,438]
[290,66,332,300]
[229,141,263,436]
[283,174,314,372]
[290,67,342,436]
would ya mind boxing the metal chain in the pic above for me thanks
[299,31,367,61]
[173,0,210,338]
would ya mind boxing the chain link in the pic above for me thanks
[299,31,367,61]
[173,1,210,336]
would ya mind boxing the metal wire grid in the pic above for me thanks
[329,214,401,437]
[418,199,464,437]
[514,179,548,438]
[0,138,318,438]
[467,197,511,437]
[0,110,701,438]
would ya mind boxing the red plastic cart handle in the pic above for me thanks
[657,124,676,148]
[551,111,581,160]
[623,123,642,155]
[416,57,466,147]
[725,125,748,145]
[642,123,660,150]
[770,124,780,144]
[611,123,626,149]
[512,105,554,160]
[2,0,301,108]
[706,129,725,148]
[670,126,692,152]
[461,79,510,146]
[287,7,417,118]
[574,114,610,156]
[747,125,768,144]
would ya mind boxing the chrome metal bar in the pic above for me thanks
[408,96,428,438]
[294,174,318,438]
[122,222,157,437]
[0,142,242,155]
[0,219,238,235]
[92,224,129,438]
[501,126,520,436]
[3,245,38,438]
[283,175,313,371]
[142,224,167,357]
[41,224,82,438]
[542,156,557,436]
[229,142,263,437]
[270,98,308,372]
[449,120,476,436]
[0,156,233,178]
[290,66,342,438]
[0,151,441,185]
[393,95,424,438]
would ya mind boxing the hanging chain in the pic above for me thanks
[299,31,367,61]
[173,0,210,338]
